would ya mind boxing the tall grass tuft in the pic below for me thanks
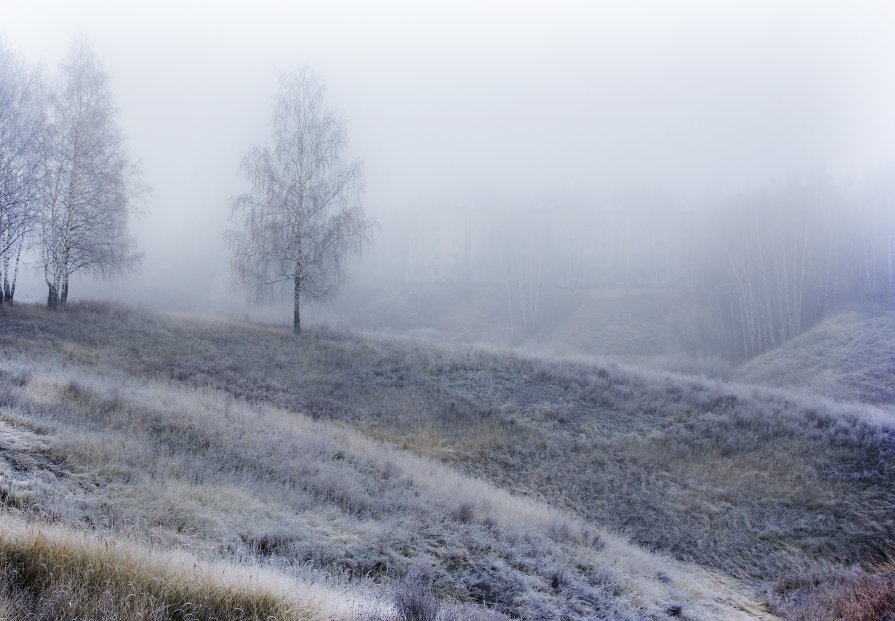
[0,520,308,621]
[394,578,440,621]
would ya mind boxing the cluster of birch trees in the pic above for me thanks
[0,39,141,310]
[701,178,895,357]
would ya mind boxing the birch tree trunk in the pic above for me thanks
[300,276,301,334]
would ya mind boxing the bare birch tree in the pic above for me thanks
[228,68,371,334]
[37,40,143,310]
[501,217,544,333]
[0,41,45,305]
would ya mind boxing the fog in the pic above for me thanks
[3,1,895,355]
[5,8,895,615]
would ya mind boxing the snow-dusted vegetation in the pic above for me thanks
[1,303,893,619]
[3,3,895,619]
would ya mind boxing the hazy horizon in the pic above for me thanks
[4,1,895,314]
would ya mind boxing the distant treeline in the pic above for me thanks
[696,178,894,357]
[400,178,895,357]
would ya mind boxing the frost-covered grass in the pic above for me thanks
[1,301,894,618]
[767,562,895,621]
[0,516,315,621]
[0,349,761,620]
[736,309,895,408]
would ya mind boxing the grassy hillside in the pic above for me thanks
[736,309,895,408]
[1,302,894,619]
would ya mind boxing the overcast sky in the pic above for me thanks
[3,1,895,308]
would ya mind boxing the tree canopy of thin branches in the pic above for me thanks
[0,40,45,304]
[228,68,372,333]
[38,40,143,310]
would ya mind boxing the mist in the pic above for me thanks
[3,0,895,353]
[6,5,895,618]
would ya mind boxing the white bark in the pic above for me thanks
[0,40,45,304]
[37,40,143,309]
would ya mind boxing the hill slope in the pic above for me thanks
[736,309,895,408]
[1,302,894,619]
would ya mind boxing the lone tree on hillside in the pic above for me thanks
[38,40,143,309]
[0,41,45,305]
[228,68,371,333]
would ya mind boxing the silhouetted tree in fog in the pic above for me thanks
[0,41,45,305]
[228,68,371,334]
[37,40,142,310]
[500,214,544,333]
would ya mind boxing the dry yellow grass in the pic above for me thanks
[0,515,321,621]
